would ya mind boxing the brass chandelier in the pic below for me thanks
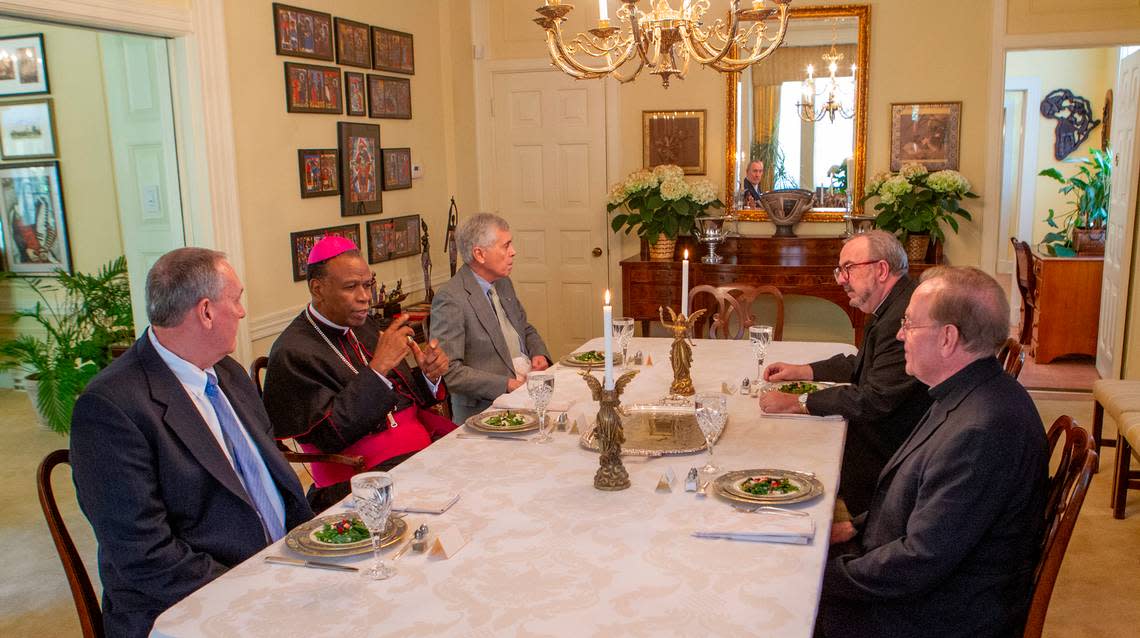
[796,24,855,123]
[533,0,794,88]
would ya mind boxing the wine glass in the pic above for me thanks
[749,325,775,387]
[694,393,728,474]
[351,472,395,580]
[612,317,635,371]
[528,372,556,443]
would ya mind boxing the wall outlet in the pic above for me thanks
[411,164,423,179]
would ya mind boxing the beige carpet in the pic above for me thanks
[1,390,1136,637]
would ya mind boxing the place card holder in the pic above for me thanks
[656,466,677,492]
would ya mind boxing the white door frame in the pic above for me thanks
[1001,76,1042,267]
[0,0,250,362]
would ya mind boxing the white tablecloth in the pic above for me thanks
[153,339,855,638]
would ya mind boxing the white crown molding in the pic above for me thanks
[0,0,190,36]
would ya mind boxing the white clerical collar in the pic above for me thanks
[307,303,350,334]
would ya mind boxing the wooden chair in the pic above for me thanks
[1011,237,1037,346]
[686,283,784,340]
[37,449,105,638]
[249,356,367,473]
[1022,418,1097,638]
[998,337,1026,380]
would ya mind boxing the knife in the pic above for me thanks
[455,432,530,441]
[264,555,359,572]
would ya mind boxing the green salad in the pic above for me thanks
[484,411,527,427]
[573,350,606,363]
[741,475,800,496]
[778,382,820,395]
[314,517,370,544]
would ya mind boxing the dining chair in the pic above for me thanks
[1010,237,1037,346]
[998,337,1026,380]
[37,449,105,638]
[687,283,785,340]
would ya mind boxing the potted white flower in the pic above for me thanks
[862,163,977,262]
[607,165,723,260]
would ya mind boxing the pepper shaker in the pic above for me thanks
[412,524,429,553]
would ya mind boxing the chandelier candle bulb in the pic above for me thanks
[681,250,690,317]
[603,289,614,390]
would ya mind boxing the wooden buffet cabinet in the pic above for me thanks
[1030,249,1103,364]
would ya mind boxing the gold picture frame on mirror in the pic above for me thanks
[643,109,707,175]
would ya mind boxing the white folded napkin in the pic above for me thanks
[693,510,816,545]
[392,489,460,515]
[491,395,572,413]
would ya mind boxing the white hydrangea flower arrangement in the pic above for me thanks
[606,165,723,245]
[861,162,977,242]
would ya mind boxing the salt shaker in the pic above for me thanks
[412,524,429,553]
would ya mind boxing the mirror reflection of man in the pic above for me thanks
[741,160,765,208]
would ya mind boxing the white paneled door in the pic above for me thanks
[491,70,608,360]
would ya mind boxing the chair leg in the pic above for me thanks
[1112,433,1132,519]
[1093,400,1105,473]
[1018,303,1033,345]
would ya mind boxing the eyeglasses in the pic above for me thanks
[899,316,938,333]
[833,260,882,281]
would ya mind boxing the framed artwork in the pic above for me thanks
[272,3,333,61]
[367,74,412,119]
[0,98,57,160]
[283,62,342,114]
[890,102,962,171]
[0,34,49,96]
[371,27,415,75]
[297,148,338,198]
[382,147,412,190]
[334,17,372,68]
[337,121,382,216]
[345,71,366,116]
[642,109,706,174]
[0,161,71,275]
[367,214,421,264]
[290,223,360,281]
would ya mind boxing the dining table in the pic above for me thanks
[152,337,856,637]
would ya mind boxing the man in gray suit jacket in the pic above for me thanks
[430,213,552,423]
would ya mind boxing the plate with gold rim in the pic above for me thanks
[465,409,539,433]
[714,469,824,505]
[285,513,407,557]
[559,350,623,368]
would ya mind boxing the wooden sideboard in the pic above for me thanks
[620,236,938,347]
[1030,249,1103,364]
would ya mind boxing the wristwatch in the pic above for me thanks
[798,393,810,414]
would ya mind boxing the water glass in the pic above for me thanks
[528,373,556,443]
[612,317,635,370]
[351,472,396,580]
[749,325,775,385]
[694,393,728,474]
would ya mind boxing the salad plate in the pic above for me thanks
[465,409,539,433]
[285,513,407,557]
[714,469,824,505]
[559,350,623,368]
[765,381,842,395]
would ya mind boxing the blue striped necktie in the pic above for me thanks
[204,372,286,542]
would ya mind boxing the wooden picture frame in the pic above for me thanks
[367,74,412,119]
[272,3,333,61]
[297,148,338,198]
[289,223,360,281]
[382,147,412,190]
[371,27,414,75]
[889,102,962,171]
[337,121,382,216]
[0,98,57,160]
[334,17,371,68]
[367,214,421,264]
[0,160,71,274]
[284,62,342,114]
[344,71,366,116]
[642,109,707,175]
[0,34,49,96]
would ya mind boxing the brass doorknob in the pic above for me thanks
[592,247,603,257]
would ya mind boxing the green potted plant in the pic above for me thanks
[863,163,977,262]
[607,164,723,260]
[0,256,134,433]
[1038,148,1111,257]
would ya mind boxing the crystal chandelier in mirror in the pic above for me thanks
[796,19,856,123]
[533,0,794,88]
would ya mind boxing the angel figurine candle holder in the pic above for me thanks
[659,306,706,397]
[581,369,638,491]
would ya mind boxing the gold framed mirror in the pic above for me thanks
[725,4,870,222]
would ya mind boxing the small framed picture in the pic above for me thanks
[367,74,411,119]
[0,98,57,160]
[334,17,371,68]
[890,102,962,171]
[0,34,49,96]
[297,148,338,198]
[290,223,361,281]
[642,109,707,175]
[337,121,382,216]
[382,147,412,191]
[371,27,415,75]
[344,71,366,116]
[0,161,71,274]
[272,3,334,61]
[367,214,421,264]
[283,62,342,114]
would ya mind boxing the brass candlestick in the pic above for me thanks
[581,369,639,491]
[659,306,706,396]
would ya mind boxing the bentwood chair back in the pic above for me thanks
[37,449,105,638]
[998,337,1026,380]
[1011,237,1037,345]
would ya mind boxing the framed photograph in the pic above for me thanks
[283,62,342,114]
[367,74,411,119]
[337,121,382,216]
[890,102,962,171]
[0,98,57,160]
[297,148,338,198]
[334,17,371,68]
[289,223,360,281]
[344,71,366,116]
[272,3,333,61]
[382,147,412,191]
[0,161,71,274]
[371,27,415,75]
[0,34,49,96]
[367,214,421,264]
[642,109,707,174]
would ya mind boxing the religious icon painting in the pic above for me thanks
[367,74,411,120]
[334,17,372,68]
[289,223,360,281]
[272,3,334,61]
[344,72,366,117]
[297,148,338,198]
[284,62,342,114]
[366,214,420,264]
[337,121,382,216]
[0,161,71,274]
[371,27,414,75]
[381,147,412,190]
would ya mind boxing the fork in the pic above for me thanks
[732,505,810,517]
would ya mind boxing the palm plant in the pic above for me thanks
[1038,148,1111,256]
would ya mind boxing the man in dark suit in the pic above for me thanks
[430,213,552,423]
[70,248,313,638]
[761,230,931,519]
[740,159,765,207]
[815,267,1049,638]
